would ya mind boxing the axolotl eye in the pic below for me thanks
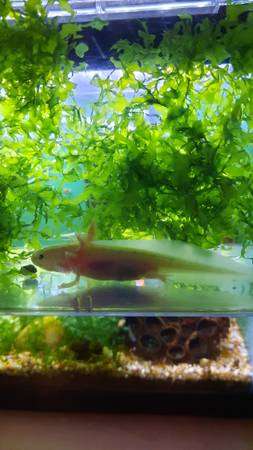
[38,254,44,260]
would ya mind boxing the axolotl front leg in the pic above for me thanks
[58,273,80,289]
[58,232,90,289]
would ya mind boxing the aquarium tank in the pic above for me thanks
[0,0,253,414]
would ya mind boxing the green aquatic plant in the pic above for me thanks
[0,2,252,361]
[15,316,65,354]
[64,4,253,252]
[0,1,253,267]
[0,1,68,256]
[60,316,126,353]
[0,0,95,261]
[0,315,125,360]
[0,317,22,354]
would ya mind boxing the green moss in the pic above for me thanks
[60,316,126,352]
[0,317,21,354]
[0,316,126,361]
[15,316,65,353]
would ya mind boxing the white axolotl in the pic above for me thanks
[32,224,250,288]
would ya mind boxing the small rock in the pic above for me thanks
[20,264,37,275]
[200,358,209,367]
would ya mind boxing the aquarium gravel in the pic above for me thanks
[118,320,251,384]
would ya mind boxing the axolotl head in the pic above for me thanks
[31,245,76,273]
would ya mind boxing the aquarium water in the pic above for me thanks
[0,0,253,408]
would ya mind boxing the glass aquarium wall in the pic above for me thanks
[11,0,247,21]
[0,314,252,413]
[0,0,253,411]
